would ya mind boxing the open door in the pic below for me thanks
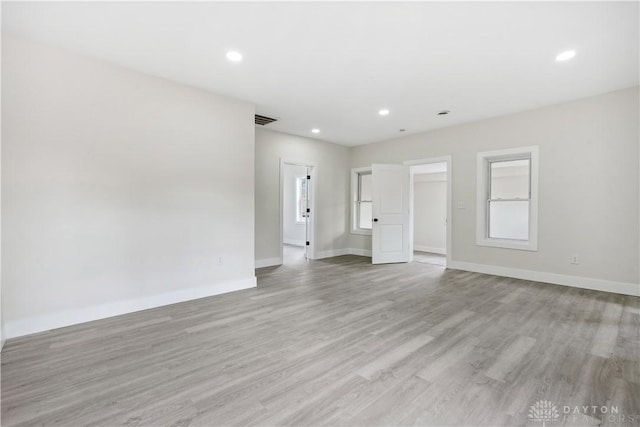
[372,164,411,264]
[280,159,316,265]
[303,166,311,260]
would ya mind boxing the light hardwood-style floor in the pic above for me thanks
[1,255,639,426]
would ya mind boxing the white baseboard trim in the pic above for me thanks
[348,248,372,257]
[448,261,640,297]
[414,245,446,255]
[313,248,372,259]
[255,257,282,268]
[4,276,257,339]
[258,248,372,264]
[314,248,351,259]
[1,326,5,352]
[283,239,305,247]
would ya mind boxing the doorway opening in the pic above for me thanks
[280,160,316,265]
[406,157,452,267]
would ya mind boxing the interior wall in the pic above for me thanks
[2,36,256,338]
[283,164,307,246]
[0,5,4,349]
[255,128,350,265]
[351,87,639,286]
[413,173,447,254]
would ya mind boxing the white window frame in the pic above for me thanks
[476,146,539,251]
[351,167,373,235]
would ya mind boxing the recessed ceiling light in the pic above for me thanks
[311,129,320,134]
[556,50,576,61]
[378,109,390,116]
[226,51,243,62]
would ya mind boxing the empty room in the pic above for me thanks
[1,2,639,426]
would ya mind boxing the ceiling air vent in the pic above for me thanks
[255,114,278,126]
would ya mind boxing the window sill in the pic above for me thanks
[476,238,537,252]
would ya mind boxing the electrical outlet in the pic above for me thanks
[570,254,580,265]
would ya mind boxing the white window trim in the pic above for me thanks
[476,146,539,251]
[351,166,372,235]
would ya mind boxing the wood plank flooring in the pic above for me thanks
[1,255,639,426]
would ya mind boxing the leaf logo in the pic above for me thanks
[528,400,560,427]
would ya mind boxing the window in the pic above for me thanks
[476,146,538,251]
[295,176,308,223]
[351,167,373,235]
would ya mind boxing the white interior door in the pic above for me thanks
[372,164,410,264]
[303,166,311,259]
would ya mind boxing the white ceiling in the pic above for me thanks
[3,1,638,146]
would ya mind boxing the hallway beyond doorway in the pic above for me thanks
[413,251,446,267]
[283,244,306,265]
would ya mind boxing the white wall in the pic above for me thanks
[413,173,447,254]
[0,5,4,350]
[351,87,639,290]
[283,164,307,246]
[2,36,256,338]
[255,128,350,265]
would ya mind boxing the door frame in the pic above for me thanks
[404,156,452,267]
[279,158,318,262]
